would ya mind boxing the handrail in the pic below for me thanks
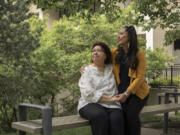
[18,103,52,135]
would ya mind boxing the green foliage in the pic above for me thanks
[30,13,161,117]
[27,16,47,41]
[28,0,123,20]
[134,0,180,30]
[138,36,146,48]
[134,0,180,45]
[149,75,180,88]
[0,0,37,61]
[29,0,180,46]
[52,126,91,135]
[115,2,138,26]
[28,0,180,30]
[141,115,163,122]
[0,0,44,132]
[1,126,92,135]
[0,1,178,132]
[144,47,175,80]
[138,38,175,82]
[164,30,180,46]
[31,14,123,115]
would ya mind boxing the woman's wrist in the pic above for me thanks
[100,94,115,103]
[124,91,129,97]
[124,91,131,97]
[110,97,115,102]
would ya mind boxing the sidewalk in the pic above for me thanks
[142,128,162,135]
[141,112,180,135]
[142,127,180,135]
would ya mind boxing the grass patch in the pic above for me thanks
[0,133,16,135]
[141,112,180,122]
[141,115,163,122]
[172,112,180,121]
[52,126,91,135]
[1,126,91,135]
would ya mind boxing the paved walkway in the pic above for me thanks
[142,127,180,135]
[142,128,162,135]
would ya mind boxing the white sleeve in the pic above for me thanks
[79,68,103,103]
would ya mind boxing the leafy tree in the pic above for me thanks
[31,13,175,117]
[0,0,43,132]
[31,14,121,115]
[29,0,180,23]
[137,38,175,84]
[145,48,175,81]
[29,0,180,45]
[0,1,177,132]
[134,0,180,45]
[164,30,180,46]
[28,0,121,19]
[29,6,144,115]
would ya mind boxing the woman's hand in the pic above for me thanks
[117,91,131,103]
[118,94,127,103]
[80,64,89,74]
[111,95,121,102]
[99,94,121,103]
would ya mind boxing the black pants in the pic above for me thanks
[122,94,149,135]
[79,103,125,135]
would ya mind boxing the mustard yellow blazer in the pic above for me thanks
[111,48,150,99]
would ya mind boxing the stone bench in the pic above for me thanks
[12,102,180,135]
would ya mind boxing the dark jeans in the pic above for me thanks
[122,94,149,135]
[79,103,125,135]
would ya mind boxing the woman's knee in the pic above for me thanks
[80,104,108,121]
[90,109,108,121]
[110,109,124,123]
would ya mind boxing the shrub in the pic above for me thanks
[145,48,175,80]
[149,75,180,88]
[0,0,44,132]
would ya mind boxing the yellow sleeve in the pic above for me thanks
[127,50,146,93]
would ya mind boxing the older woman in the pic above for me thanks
[78,42,124,135]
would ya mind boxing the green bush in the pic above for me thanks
[1,5,138,132]
[145,48,175,80]
[32,13,149,116]
[0,2,177,133]
[31,14,123,115]
[0,0,44,133]
[149,75,180,88]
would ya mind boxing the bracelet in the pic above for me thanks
[124,91,129,97]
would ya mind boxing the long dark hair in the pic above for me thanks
[115,26,138,70]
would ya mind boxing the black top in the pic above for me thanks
[118,57,130,94]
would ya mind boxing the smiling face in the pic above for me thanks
[91,45,106,64]
[118,27,129,46]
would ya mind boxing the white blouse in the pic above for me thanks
[78,64,121,111]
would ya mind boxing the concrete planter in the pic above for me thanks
[147,88,158,105]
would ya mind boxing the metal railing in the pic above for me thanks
[164,65,180,85]
[147,64,180,86]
